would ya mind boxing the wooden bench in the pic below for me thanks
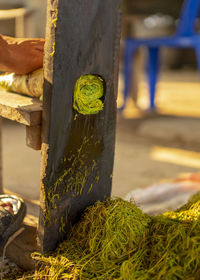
[0,89,42,150]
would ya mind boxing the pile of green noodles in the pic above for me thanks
[16,192,200,280]
[73,75,104,115]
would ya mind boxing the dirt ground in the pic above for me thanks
[2,70,200,217]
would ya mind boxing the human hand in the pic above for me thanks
[0,36,45,74]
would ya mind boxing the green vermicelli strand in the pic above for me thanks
[73,75,104,115]
[12,192,200,279]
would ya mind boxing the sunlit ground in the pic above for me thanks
[150,146,200,169]
[117,70,200,118]
[112,70,200,201]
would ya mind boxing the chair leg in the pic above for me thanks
[121,41,137,111]
[147,47,159,109]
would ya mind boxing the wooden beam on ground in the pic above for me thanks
[0,90,42,126]
[6,219,38,271]
[26,125,42,150]
[38,0,122,252]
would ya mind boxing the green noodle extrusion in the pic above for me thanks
[73,75,104,115]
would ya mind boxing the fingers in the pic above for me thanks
[5,38,45,74]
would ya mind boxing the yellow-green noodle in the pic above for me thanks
[73,75,104,115]
[16,192,200,280]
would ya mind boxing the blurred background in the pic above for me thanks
[0,0,46,37]
[0,0,200,217]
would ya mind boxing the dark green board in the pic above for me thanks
[38,0,122,252]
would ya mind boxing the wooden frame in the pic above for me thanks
[4,0,122,268]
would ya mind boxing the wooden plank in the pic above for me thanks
[26,125,42,150]
[38,0,122,252]
[5,222,37,270]
[0,90,42,126]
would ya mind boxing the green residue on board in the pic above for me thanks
[42,136,101,226]
[54,168,72,192]
[87,184,93,194]
[52,17,58,28]
[59,216,66,234]
[73,75,104,115]
[58,207,71,234]
[74,113,78,120]
[51,8,58,28]
[95,175,100,182]
[50,42,55,58]
[53,136,98,198]
[43,190,61,225]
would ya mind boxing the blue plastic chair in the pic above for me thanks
[122,0,200,110]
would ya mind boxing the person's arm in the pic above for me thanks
[0,35,44,74]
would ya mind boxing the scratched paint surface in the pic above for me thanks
[39,0,122,252]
